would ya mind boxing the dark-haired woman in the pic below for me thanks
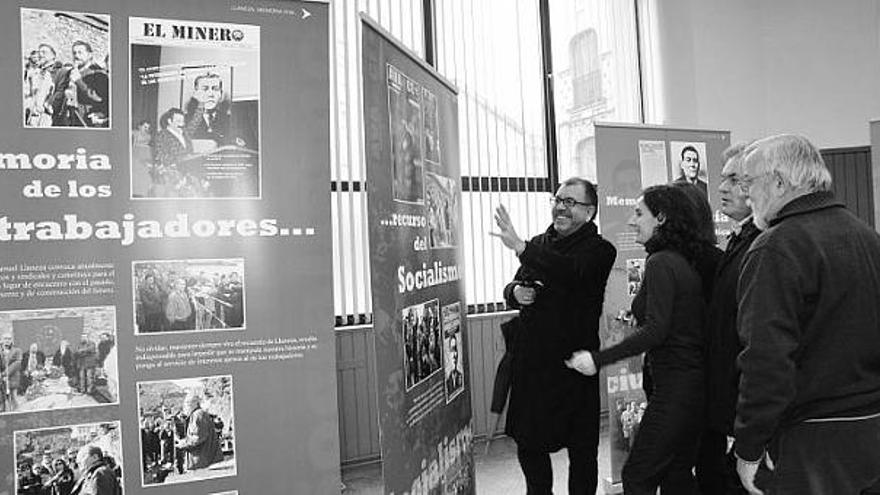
[571,184,718,494]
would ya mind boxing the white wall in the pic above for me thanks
[652,0,880,148]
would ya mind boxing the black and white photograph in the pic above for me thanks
[422,87,441,165]
[442,302,464,402]
[0,306,118,415]
[425,172,459,249]
[137,375,236,487]
[21,8,110,129]
[129,16,260,199]
[669,141,709,198]
[402,299,442,390]
[14,421,123,495]
[626,258,645,297]
[133,259,245,334]
[387,63,424,204]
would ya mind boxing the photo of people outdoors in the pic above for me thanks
[14,421,123,495]
[129,16,260,199]
[614,398,647,453]
[137,375,236,486]
[0,306,118,415]
[626,258,645,297]
[21,8,110,129]
[133,259,245,334]
[425,172,459,249]
[442,302,464,402]
[402,299,442,390]
[422,88,441,165]
[387,64,424,204]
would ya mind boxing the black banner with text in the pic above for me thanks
[362,16,475,495]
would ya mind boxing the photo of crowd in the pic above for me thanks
[14,421,123,495]
[130,17,260,199]
[0,306,118,414]
[21,8,110,129]
[133,259,245,334]
[402,299,442,390]
[137,375,236,486]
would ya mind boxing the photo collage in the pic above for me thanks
[10,8,258,493]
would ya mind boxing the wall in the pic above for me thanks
[652,0,880,148]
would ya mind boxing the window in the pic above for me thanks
[435,0,549,312]
[328,1,645,324]
[550,0,642,181]
[570,29,602,108]
[329,1,424,325]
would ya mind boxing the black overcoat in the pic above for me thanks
[502,222,616,451]
[704,220,760,434]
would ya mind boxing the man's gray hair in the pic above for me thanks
[745,134,832,192]
[721,141,751,166]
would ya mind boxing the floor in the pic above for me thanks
[341,420,616,494]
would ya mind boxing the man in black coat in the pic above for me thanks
[735,134,880,494]
[696,142,760,494]
[492,177,616,494]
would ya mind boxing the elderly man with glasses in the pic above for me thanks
[734,134,880,495]
[492,177,616,494]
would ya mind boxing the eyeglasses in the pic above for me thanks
[737,172,774,193]
[550,196,592,209]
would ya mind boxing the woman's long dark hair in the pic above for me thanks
[642,184,710,263]
[670,182,717,246]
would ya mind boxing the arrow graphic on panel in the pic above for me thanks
[302,8,311,19]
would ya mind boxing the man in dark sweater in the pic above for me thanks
[697,142,760,494]
[492,177,616,494]
[735,134,880,494]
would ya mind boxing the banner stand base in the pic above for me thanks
[602,478,623,494]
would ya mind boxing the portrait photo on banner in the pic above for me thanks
[136,375,237,487]
[387,63,425,204]
[129,16,261,200]
[21,8,110,129]
[132,258,245,335]
[402,298,442,391]
[668,141,709,199]
[13,421,123,494]
[0,305,118,415]
[442,302,465,402]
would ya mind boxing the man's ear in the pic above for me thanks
[656,212,666,225]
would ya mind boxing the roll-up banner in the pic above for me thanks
[595,123,730,491]
[361,15,476,495]
[2,1,339,493]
